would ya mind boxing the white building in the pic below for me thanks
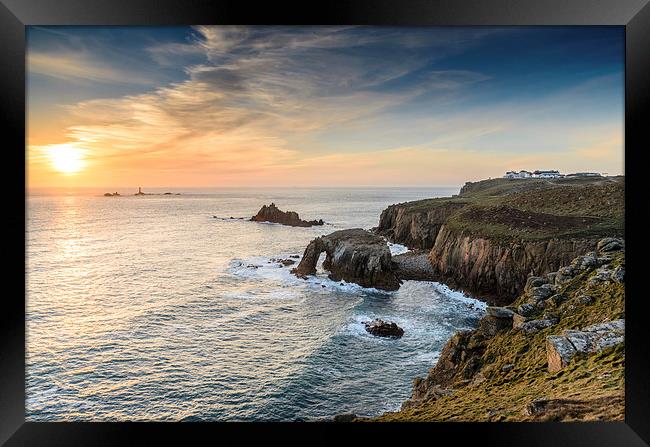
[504,170,533,179]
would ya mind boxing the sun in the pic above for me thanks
[49,144,86,174]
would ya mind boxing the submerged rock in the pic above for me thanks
[270,258,296,267]
[291,229,401,291]
[364,319,404,338]
[250,203,324,227]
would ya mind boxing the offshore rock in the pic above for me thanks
[291,229,401,291]
[364,319,404,338]
[250,203,324,227]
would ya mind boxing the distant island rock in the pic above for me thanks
[250,203,324,227]
[103,192,120,197]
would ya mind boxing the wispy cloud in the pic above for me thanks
[28,51,157,86]
[27,26,624,187]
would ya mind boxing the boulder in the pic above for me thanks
[549,293,568,306]
[571,254,597,270]
[517,303,537,318]
[512,313,528,329]
[291,229,401,291]
[364,319,404,338]
[613,265,625,283]
[596,255,613,266]
[270,258,295,266]
[589,266,614,284]
[479,308,514,337]
[576,295,596,305]
[486,306,515,318]
[554,267,575,285]
[597,238,624,253]
[250,203,324,227]
[546,319,624,372]
[531,284,557,302]
[515,318,557,334]
[525,276,547,293]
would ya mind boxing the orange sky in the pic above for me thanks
[27,26,624,189]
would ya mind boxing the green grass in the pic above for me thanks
[392,177,624,242]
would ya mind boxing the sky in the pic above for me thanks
[26,26,624,189]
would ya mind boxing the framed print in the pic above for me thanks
[2,0,649,445]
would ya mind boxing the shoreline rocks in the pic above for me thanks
[251,203,324,227]
[392,250,437,281]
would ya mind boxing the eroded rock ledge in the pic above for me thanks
[251,203,324,227]
[291,229,401,291]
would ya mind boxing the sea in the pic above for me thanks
[25,187,486,421]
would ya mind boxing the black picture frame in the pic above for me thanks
[2,0,649,444]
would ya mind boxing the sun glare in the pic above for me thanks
[49,145,85,174]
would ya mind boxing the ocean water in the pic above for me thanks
[26,187,486,421]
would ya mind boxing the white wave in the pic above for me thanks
[387,241,409,256]
[227,256,394,296]
[400,351,441,367]
[429,282,487,310]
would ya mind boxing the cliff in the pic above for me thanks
[373,239,625,422]
[427,227,596,305]
[376,201,466,249]
[375,176,624,305]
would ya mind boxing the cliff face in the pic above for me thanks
[376,201,466,249]
[427,226,597,305]
[375,177,624,306]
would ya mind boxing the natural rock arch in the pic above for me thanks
[291,229,401,291]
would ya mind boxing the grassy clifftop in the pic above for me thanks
[446,176,624,242]
[380,176,624,244]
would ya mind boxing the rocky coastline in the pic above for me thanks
[303,175,625,422]
[374,176,623,305]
